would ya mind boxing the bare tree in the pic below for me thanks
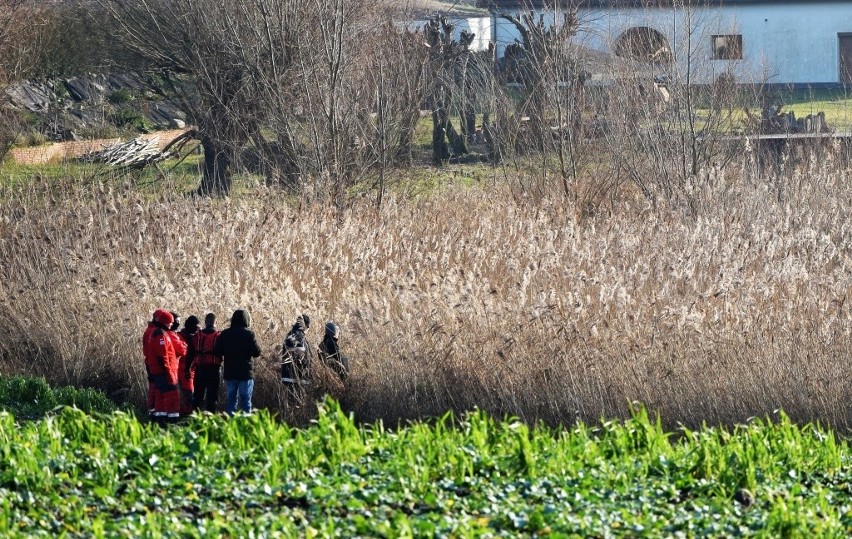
[363,22,429,206]
[292,0,379,206]
[601,0,751,214]
[498,7,584,193]
[90,0,299,195]
[423,16,475,165]
[232,0,388,208]
[97,0,383,203]
[0,0,49,159]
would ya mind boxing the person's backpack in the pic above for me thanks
[281,329,310,384]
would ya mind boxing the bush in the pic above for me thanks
[109,109,148,131]
[107,89,134,105]
[0,375,117,419]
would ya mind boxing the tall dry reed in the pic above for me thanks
[0,159,849,429]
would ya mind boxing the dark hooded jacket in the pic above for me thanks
[214,309,262,381]
[284,316,312,368]
[318,333,349,380]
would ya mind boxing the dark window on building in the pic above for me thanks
[712,35,743,60]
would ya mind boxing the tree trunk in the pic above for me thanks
[396,108,420,165]
[462,108,476,143]
[198,137,232,195]
[432,109,450,164]
[447,120,468,156]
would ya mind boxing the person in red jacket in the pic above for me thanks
[177,315,200,416]
[192,313,223,412]
[143,309,182,425]
[142,311,162,417]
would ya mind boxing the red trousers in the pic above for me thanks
[178,364,195,416]
[149,372,180,420]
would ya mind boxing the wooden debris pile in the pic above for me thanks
[78,136,171,168]
[744,104,832,135]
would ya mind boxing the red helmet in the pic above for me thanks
[152,309,174,328]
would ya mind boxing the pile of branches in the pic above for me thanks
[744,104,832,135]
[79,136,171,168]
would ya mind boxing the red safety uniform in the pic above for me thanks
[176,329,195,416]
[143,321,158,414]
[143,315,181,421]
[192,328,222,412]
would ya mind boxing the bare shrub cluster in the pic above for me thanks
[0,0,51,159]
[0,153,848,429]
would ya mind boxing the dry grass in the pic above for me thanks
[0,156,849,430]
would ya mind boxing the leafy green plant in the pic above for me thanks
[0,375,117,419]
[0,401,848,536]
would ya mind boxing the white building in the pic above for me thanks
[477,0,852,86]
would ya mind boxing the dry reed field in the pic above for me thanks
[0,157,849,430]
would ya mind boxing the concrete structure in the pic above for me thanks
[478,1,852,86]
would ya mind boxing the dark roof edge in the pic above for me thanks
[477,0,846,8]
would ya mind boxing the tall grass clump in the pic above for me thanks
[0,153,849,429]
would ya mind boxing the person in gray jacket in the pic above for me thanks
[213,309,261,415]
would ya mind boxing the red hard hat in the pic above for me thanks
[152,309,174,327]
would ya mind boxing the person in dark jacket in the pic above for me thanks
[281,314,312,387]
[213,309,262,415]
[318,320,349,381]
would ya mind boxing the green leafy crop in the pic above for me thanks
[0,399,848,537]
[0,375,117,419]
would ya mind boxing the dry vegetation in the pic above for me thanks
[0,147,849,430]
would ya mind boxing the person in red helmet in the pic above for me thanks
[176,315,200,416]
[142,309,182,425]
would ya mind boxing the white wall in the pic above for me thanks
[492,2,852,84]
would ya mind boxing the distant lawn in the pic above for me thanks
[770,87,852,131]
[0,153,207,194]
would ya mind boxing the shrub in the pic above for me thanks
[109,108,148,131]
[0,375,117,419]
[107,89,133,105]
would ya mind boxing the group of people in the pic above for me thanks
[141,308,348,424]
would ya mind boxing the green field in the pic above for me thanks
[777,88,852,131]
[1,398,849,537]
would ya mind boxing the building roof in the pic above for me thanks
[478,0,848,8]
[403,0,488,17]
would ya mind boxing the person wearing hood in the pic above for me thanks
[318,320,349,381]
[214,309,262,415]
[281,314,312,389]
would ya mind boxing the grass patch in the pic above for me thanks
[0,375,117,419]
[778,88,852,130]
